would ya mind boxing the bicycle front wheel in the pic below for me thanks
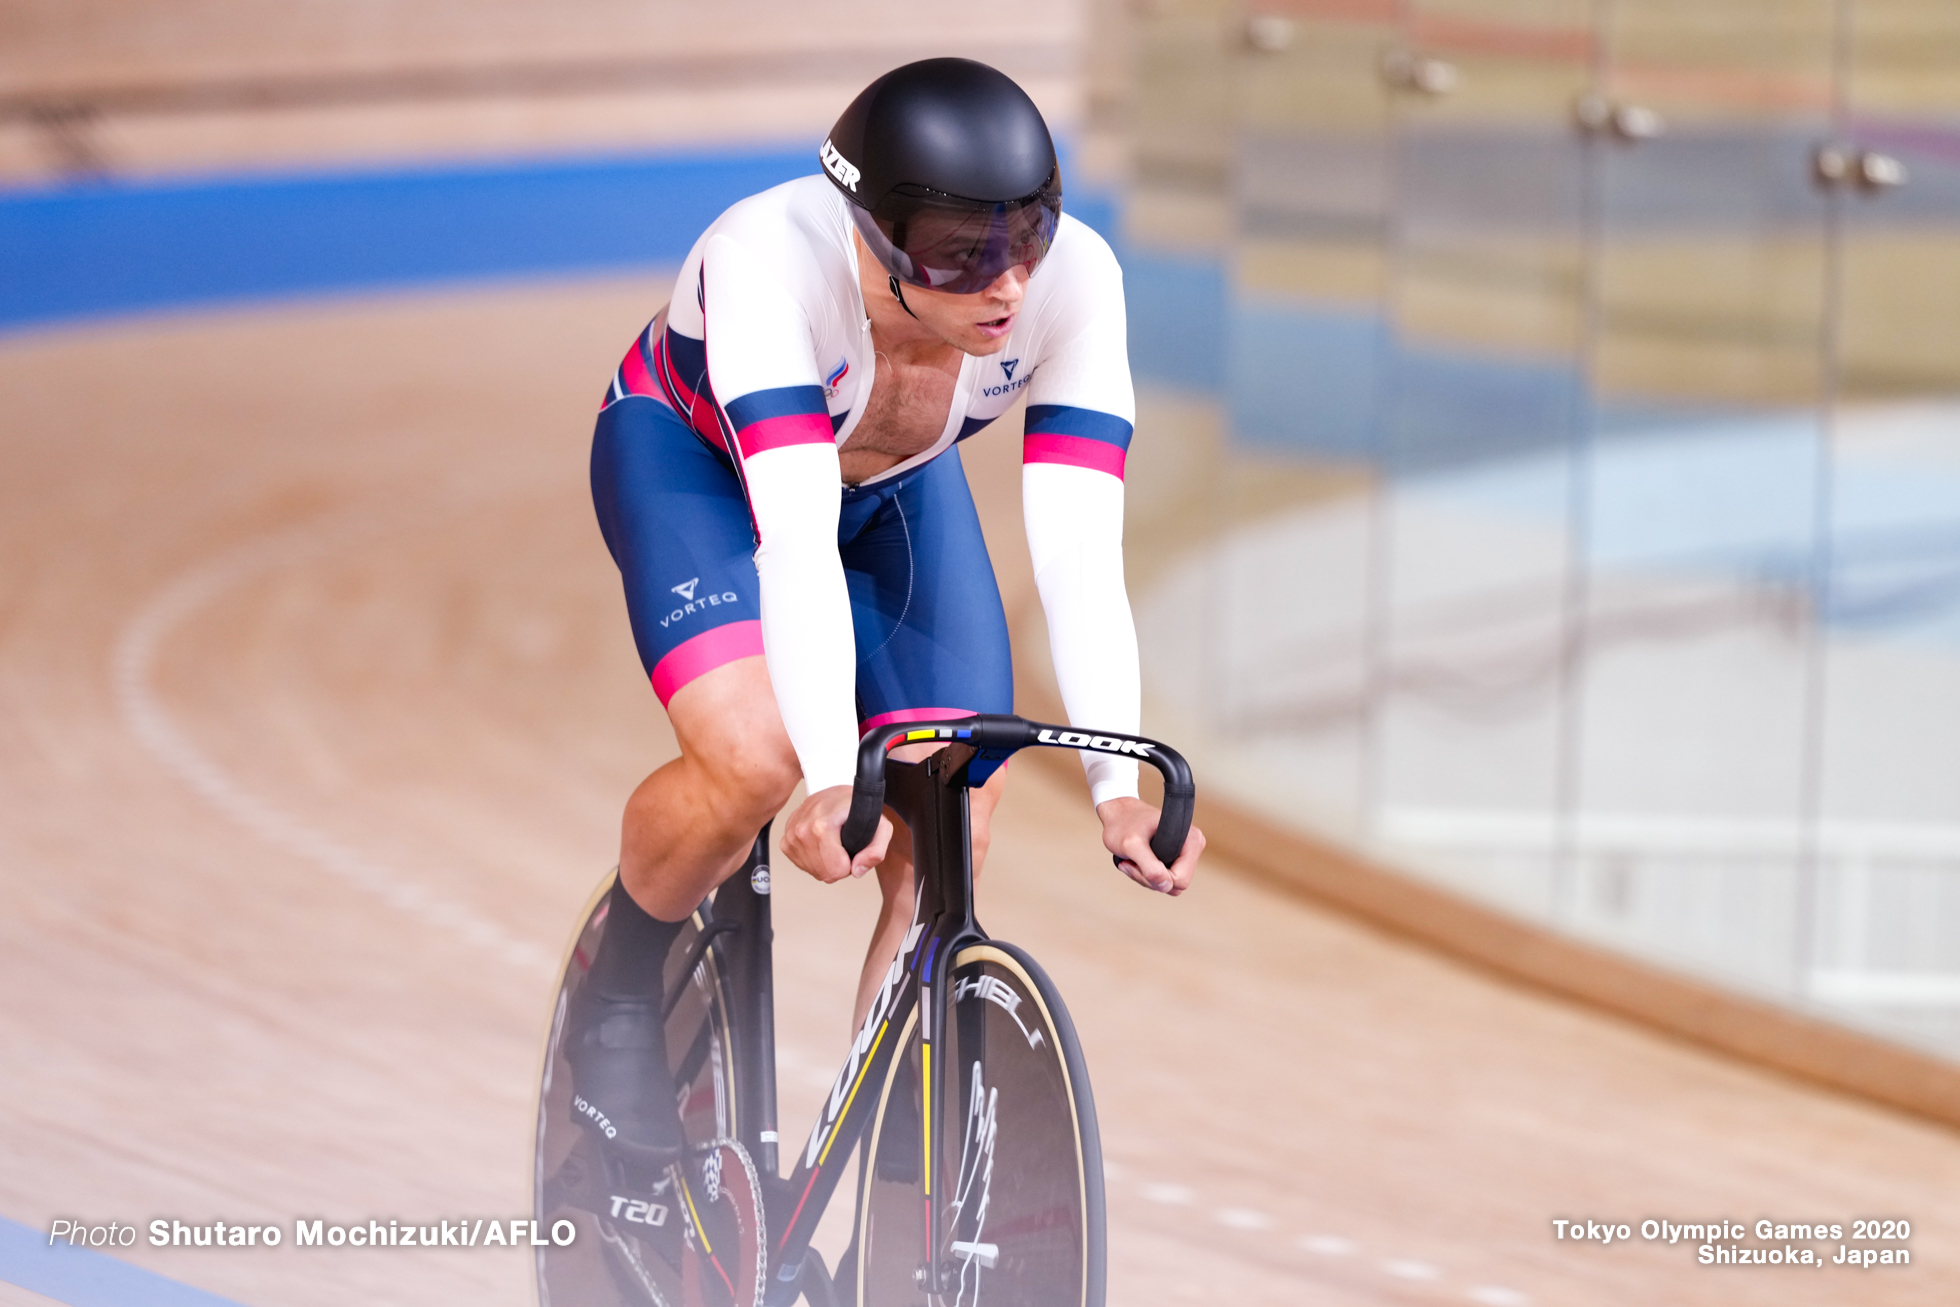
[853,940,1105,1307]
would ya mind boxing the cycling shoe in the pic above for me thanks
[567,991,686,1167]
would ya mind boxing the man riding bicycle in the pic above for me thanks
[575,57,1205,1182]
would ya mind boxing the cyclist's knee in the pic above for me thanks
[968,767,1007,873]
[666,659,801,823]
[967,805,993,870]
[874,837,915,914]
[697,738,799,825]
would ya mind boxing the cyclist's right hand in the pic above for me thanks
[783,784,892,883]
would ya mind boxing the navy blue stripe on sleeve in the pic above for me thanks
[1025,404,1134,449]
[723,384,829,431]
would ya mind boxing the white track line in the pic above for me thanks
[113,508,554,976]
[1133,1179,1531,1303]
[1140,1182,1194,1205]
[1382,1257,1442,1281]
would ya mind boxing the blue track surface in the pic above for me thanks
[0,146,815,333]
[0,146,1122,336]
[0,1218,248,1306]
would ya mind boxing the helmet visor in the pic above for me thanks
[851,172,1062,295]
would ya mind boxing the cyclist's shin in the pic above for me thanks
[571,879,689,1166]
[588,878,685,1001]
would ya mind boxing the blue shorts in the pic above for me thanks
[590,394,1013,732]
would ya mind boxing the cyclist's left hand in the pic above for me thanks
[1096,797,1203,896]
[783,783,893,884]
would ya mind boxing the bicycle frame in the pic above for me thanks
[699,716,1193,1305]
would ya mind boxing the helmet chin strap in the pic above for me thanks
[888,273,922,321]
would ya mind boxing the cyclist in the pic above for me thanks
[575,57,1205,1179]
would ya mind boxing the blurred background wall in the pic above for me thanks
[0,1,1087,179]
[1110,0,1960,1066]
[0,2,1108,328]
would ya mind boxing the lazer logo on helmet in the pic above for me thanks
[1037,728,1154,758]
[820,139,861,192]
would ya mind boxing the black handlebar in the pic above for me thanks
[838,713,1196,869]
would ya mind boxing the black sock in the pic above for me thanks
[586,879,686,1004]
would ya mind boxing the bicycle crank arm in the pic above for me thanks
[840,713,1195,868]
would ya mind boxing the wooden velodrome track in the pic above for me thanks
[1,274,1957,1307]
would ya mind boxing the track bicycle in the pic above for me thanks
[533,713,1194,1307]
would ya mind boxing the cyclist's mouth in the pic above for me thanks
[975,313,1014,338]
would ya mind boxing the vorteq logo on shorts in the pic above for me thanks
[661,578,740,629]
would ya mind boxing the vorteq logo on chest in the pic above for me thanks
[982,358,1033,398]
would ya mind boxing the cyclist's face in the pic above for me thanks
[900,264,1030,357]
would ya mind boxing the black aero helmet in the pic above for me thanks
[821,58,1063,295]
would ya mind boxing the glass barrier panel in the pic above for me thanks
[1371,0,1595,916]
[1807,0,1960,1059]
[1132,0,1399,834]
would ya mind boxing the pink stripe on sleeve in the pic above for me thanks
[736,412,836,458]
[650,620,765,706]
[1022,432,1128,479]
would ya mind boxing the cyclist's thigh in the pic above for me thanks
[591,396,763,706]
[665,656,797,792]
[840,446,1013,731]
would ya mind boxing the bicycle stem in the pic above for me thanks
[840,713,1197,868]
